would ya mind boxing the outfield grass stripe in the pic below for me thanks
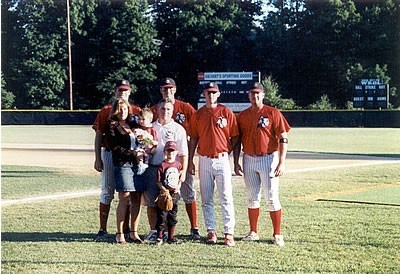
[3,160,399,207]
[1,189,100,206]
[287,159,400,173]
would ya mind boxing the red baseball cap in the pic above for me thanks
[115,79,131,91]
[249,82,264,93]
[164,141,178,151]
[160,78,176,88]
[203,82,219,93]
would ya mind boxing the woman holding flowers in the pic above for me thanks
[106,98,145,244]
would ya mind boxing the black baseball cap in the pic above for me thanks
[203,82,219,93]
[115,79,131,91]
[249,82,264,93]
[160,78,176,88]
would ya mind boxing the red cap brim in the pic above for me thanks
[250,88,263,93]
[161,84,175,88]
[117,85,131,91]
[204,88,219,93]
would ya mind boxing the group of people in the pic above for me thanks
[92,77,290,247]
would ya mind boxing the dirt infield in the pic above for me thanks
[1,144,96,175]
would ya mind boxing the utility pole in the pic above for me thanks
[66,0,73,110]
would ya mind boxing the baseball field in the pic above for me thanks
[1,126,400,273]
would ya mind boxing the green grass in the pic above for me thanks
[325,185,400,205]
[2,126,400,155]
[1,165,99,199]
[2,126,400,272]
[2,164,400,273]
[289,127,400,156]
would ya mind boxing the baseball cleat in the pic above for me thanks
[156,238,164,246]
[205,231,217,244]
[144,230,158,244]
[190,228,202,240]
[167,237,183,244]
[242,231,260,241]
[224,234,236,247]
[273,234,285,247]
[94,229,108,242]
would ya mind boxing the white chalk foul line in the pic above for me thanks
[2,160,399,207]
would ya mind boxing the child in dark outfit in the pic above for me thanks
[155,141,183,245]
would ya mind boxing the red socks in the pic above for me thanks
[185,201,198,229]
[99,202,110,231]
[269,209,282,236]
[248,208,260,233]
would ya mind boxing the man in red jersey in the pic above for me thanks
[92,79,141,241]
[188,82,239,247]
[150,78,201,240]
[233,82,290,247]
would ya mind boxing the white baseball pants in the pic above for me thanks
[99,148,115,205]
[198,153,235,235]
[243,152,282,211]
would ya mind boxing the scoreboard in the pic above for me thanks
[353,79,389,109]
[197,71,260,112]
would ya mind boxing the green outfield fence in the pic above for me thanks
[1,110,400,127]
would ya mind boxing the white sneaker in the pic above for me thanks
[156,237,164,246]
[242,231,260,241]
[144,230,157,243]
[273,234,285,247]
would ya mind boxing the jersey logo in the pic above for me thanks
[164,130,175,140]
[216,116,228,128]
[164,167,180,189]
[258,116,270,128]
[175,112,185,124]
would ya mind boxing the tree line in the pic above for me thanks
[2,0,399,110]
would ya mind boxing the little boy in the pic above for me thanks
[155,141,183,245]
[134,108,158,175]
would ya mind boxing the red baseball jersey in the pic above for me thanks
[189,104,239,157]
[151,99,195,132]
[236,105,291,155]
[92,103,141,148]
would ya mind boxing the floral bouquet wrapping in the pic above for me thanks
[133,128,158,150]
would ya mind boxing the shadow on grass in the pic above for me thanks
[317,199,400,207]
[288,151,400,160]
[1,232,98,243]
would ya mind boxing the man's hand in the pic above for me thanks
[179,171,186,183]
[274,162,286,177]
[188,162,195,175]
[94,159,103,172]
[234,164,243,176]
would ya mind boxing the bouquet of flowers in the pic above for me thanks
[133,128,158,149]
